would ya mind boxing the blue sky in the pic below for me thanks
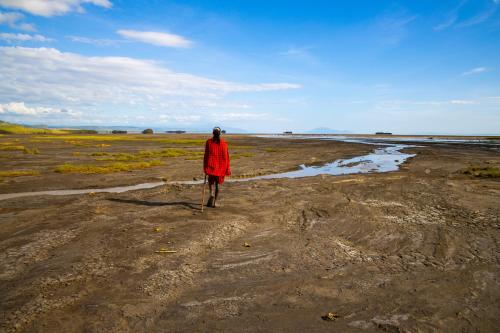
[0,0,499,134]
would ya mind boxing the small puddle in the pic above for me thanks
[0,137,415,201]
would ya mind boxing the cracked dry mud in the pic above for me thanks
[0,136,499,332]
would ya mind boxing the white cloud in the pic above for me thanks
[457,5,497,28]
[156,112,271,125]
[159,114,202,123]
[117,30,193,48]
[435,2,498,30]
[0,47,300,122]
[375,99,479,111]
[0,0,112,17]
[0,11,35,31]
[210,112,270,121]
[374,12,417,45]
[461,67,489,76]
[450,99,476,105]
[0,102,81,117]
[68,35,123,46]
[279,46,318,65]
[0,32,53,42]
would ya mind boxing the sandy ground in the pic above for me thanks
[0,135,499,332]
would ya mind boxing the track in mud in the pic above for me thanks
[1,136,499,332]
[0,138,415,201]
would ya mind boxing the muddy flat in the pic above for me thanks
[0,134,499,332]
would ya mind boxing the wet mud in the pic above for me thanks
[0,136,499,332]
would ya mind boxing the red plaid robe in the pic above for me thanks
[203,138,231,184]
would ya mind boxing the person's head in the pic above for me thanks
[213,127,221,141]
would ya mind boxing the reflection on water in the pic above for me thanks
[0,137,416,200]
[237,141,416,181]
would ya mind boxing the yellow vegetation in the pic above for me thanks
[0,170,40,181]
[0,145,26,151]
[23,147,40,154]
[54,160,162,174]
[89,148,203,161]
[462,166,500,178]
[0,145,39,154]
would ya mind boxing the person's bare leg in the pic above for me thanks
[207,182,214,207]
[213,181,219,207]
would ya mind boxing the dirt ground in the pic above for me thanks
[0,135,499,332]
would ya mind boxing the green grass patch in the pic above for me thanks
[462,166,500,178]
[0,170,40,182]
[54,160,162,174]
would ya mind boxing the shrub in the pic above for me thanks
[142,128,154,134]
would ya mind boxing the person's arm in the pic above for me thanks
[203,140,209,174]
[225,143,231,176]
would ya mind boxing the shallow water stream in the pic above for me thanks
[0,137,415,200]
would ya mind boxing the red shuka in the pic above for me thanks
[203,138,231,184]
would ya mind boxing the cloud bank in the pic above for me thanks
[0,46,300,123]
[0,102,81,117]
[0,0,112,17]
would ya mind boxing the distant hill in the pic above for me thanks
[304,127,352,134]
[0,120,67,134]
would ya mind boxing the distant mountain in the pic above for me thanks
[304,127,352,134]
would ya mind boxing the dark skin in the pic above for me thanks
[208,180,219,208]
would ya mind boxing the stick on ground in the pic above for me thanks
[201,174,207,212]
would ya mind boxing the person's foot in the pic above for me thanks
[207,196,214,207]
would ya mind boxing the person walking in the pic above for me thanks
[203,127,231,208]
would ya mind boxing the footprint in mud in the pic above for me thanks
[142,216,250,302]
[0,229,77,280]
[211,250,279,270]
[298,207,330,231]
